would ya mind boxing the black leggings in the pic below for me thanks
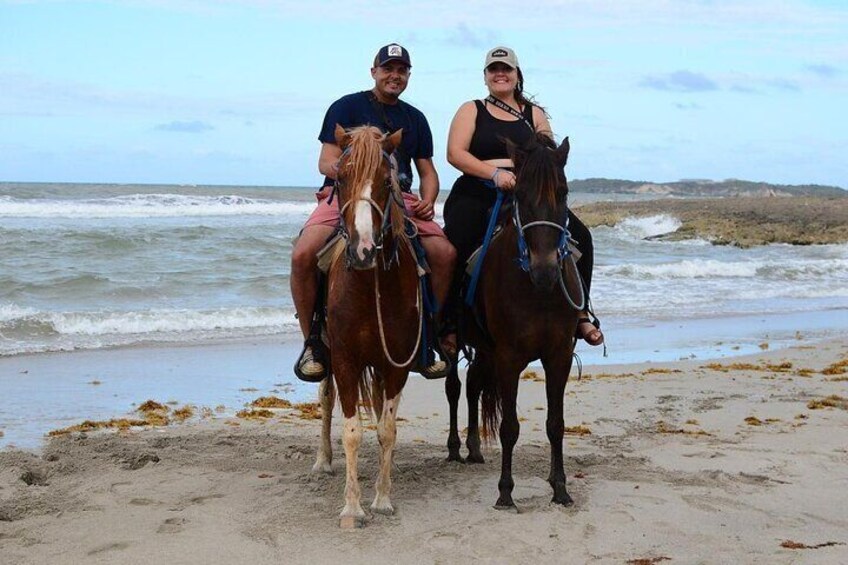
[442,178,594,324]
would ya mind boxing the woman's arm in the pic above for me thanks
[533,105,554,140]
[447,101,514,189]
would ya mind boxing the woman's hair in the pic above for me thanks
[509,67,547,118]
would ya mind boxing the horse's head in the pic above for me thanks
[334,124,405,270]
[509,134,571,291]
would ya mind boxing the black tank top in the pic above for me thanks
[467,99,536,161]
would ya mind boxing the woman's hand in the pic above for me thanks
[493,168,516,191]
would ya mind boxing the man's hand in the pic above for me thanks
[409,197,436,220]
[315,185,333,201]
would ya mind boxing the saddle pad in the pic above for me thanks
[316,232,345,274]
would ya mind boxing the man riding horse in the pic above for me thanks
[291,44,456,381]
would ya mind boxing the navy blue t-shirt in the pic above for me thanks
[318,91,433,191]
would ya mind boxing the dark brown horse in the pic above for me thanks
[311,125,422,527]
[446,133,582,509]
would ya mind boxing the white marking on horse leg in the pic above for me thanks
[312,378,335,474]
[371,392,400,515]
[340,415,366,527]
[353,181,374,260]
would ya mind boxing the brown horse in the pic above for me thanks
[446,133,582,509]
[311,125,422,528]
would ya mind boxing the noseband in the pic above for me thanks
[513,197,572,273]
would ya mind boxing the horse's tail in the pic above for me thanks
[357,367,375,421]
[480,359,501,443]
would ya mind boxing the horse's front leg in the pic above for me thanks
[445,363,463,462]
[312,377,335,474]
[371,388,401,514]
[542,354,574,506]
[338,378,366,528]
[495,364,521,510]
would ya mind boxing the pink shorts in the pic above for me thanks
[303,190,447,238]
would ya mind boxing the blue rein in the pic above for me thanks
[464,183,504,306]
[465,184,583,311]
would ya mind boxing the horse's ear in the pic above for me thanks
[383,128,403,153]
[505,137,526,169]
[554,136,570,168]
[334,124,351,149]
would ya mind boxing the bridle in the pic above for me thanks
[330,141,423,368]
[513,196,572,273]
[332,146,406,269]
[512,182,586,311]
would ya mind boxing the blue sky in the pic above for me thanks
[2,0,846,187]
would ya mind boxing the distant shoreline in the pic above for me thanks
[4,178,845,196]
[576,196,848,247]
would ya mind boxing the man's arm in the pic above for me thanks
[318,142,343,180]
[410,157,439,220]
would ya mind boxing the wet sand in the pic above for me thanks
[2,339,847,564]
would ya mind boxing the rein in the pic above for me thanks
[465,184,585,311]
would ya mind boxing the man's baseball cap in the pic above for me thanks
[374,43,412,68]
[484,46,519,69]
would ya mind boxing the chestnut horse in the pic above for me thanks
[311,125,422,528]
[446,134,583,509]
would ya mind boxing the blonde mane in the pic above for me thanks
[339,126,405,239]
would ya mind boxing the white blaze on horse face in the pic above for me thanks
[353,181,375,261]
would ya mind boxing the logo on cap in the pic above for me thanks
[388,45,403,57]
[491,49,508,58]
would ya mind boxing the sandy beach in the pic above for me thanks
[2,338,847,564]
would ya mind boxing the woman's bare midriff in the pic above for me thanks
[481,158,514,168]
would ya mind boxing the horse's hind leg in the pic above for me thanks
[465,355,487,464]
[445,363,463,462]
[312,377,335,474]
[371,389,401,515]
[542,355,574,506]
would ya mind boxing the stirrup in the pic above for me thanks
[294,343,328,383]
[413,359,449,380]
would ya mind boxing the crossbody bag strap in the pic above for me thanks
[366,91,412,191]
[485,95,534,132]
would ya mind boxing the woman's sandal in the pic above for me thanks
[576,317,604,346]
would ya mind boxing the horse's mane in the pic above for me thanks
[342,126,405,239]
[515,133,562,209]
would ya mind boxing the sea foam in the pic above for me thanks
[0,194,315,219]
[613,214,682,239]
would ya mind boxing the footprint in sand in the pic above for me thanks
[87,542,130,555]
[157,517,188,534]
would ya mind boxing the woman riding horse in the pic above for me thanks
[442,45,603,464]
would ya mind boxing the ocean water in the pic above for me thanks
[2,182,847,360]
[2,182,847,449]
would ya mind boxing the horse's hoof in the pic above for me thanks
[466,452,485,464]
[339,515,366,529]
[311,461,333,475]
[494,496,518,512]
[370,502,395,516]
[446,451,465,463]
[552,492,574,507]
